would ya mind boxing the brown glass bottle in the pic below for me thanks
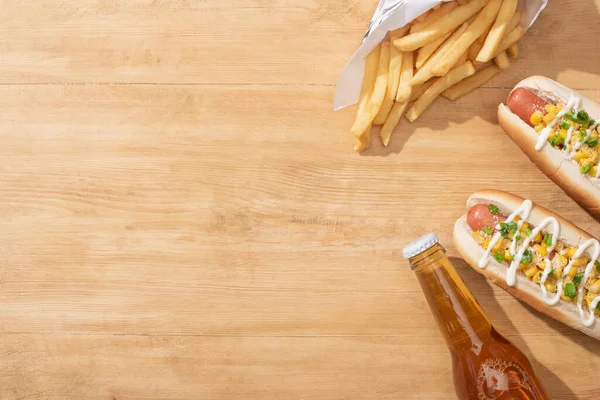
[403,234,549,400]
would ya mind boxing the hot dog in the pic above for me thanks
[498,76,600,216]
[454,190,600,340]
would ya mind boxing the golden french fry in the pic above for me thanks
[390,25,411,39]
[505,10,523,33]
[350,45,380,136]
[411,22,469,86]
[416,30,452,69]
[353,125,372,153]
[442,64,501,101]
[380,102,408,147]
[456,51,468,68]
[432,0,503,77]
[493,26,526,57]
[350,44,390,137]
[396,51,414,102]
[494,51,511,69]
[393,0,486,51]
[476,0,519,62]
[410,2,458,33]
[415,10,430,23]
[374,46,403,125]
[507,43,519,59]
[409,79,437,102]
[468,40,484,61]
[406,61,476,122]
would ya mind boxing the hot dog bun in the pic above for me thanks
[498,76,600,216]
[454,189,600,340]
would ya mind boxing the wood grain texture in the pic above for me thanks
[1,0,600,399]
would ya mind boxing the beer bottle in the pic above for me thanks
[403,233,550,400]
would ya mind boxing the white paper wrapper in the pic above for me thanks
[334,0,548,111]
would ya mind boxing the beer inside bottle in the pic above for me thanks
[403,233,549,400]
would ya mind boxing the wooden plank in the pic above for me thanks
[1,1,600,88]
[0,333,597,400]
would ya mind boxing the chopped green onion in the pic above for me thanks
[521,249,533,265]
[499,221,518,239]
[515,234,522,241]
[488,204,499,214]
[547,269,555,278]
[483,226,493,235]
[595,260,600,272]
[564,282,577,299]
[590,119,596,127]
[493,252,505,262]
[560,121,571,130]
[542,233,553,246]
[549,136,564,147]
[574,272,584,285]
[586,138,598,148]
[525,228,532,237]
[578,110,591,124]
[564,113,577,122]
[582,164,593,175]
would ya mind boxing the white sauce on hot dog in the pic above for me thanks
[478,199,600,326]
[535,95,580,151]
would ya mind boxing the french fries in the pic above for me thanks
[442,64,501,101]
[494,51,511,69]
[353,125,372,153]
[476,0,519,62]
[396,51,414,102]
[416,30,452,69]
[411,22,469,86]
[409,79,438,102]
[347,1,532,152]
[410,2,458,34]
[380,102,408,146]
[406,61,476,122]
[431,0,502,77]
[508,43,519,59]
[350,43,390,138]
[393,0,487,51]
[374,45,403,125]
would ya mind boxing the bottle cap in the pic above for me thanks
[402,233,439,259]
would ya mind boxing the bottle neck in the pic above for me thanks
[410,244,491,353]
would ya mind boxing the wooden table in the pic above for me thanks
[1,1,600,399]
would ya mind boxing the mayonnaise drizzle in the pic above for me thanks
[535,95,580,151]
[478,199,600,326]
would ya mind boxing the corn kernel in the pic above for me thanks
[504,249,513,261]
[538,260,546,270]
[544,281,557,293]
[534,232,543,243]
[545,104,559,114]
[558,128,568,139]
[573,151,585,161]
[473,231,484,245]
[568,268,578,278]
[525,266,538,278]
[534,244,548,257]
[543,112,557,125]
[482,238,491,248]
[533,272,542,283]
[554,266,563,278]
[534,123,545,133]
[552,254,568,270]
[565,247,578,259]
[520,222,529,233]
[492,239,505,253]
[561,293,574,302]
[573,256,589,268]
[591,280,600,294]
[530,110,544,126]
